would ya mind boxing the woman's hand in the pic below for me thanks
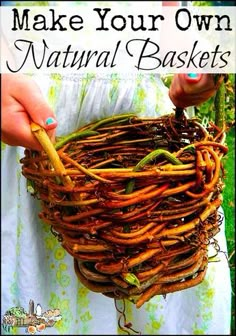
[1,74,57,151]
[169,74,224,108]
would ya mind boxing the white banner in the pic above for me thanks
[1,3,235,74]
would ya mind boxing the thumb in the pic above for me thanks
[13,76,58,132]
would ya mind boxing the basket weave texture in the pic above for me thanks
[20,113,227,308]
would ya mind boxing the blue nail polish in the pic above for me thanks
[187,73,198,78]
[45,117,56,126]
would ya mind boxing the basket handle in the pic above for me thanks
[30,122,74,187]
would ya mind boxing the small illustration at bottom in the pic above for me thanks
[2,299,62,334]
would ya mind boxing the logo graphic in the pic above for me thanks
[2,299,62,334]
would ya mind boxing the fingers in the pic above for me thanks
[181,73,222,94]
[10,74,58,131]
[169,74,223,108]
[1,111,45,151]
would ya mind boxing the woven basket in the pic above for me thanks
[20,109,227,308]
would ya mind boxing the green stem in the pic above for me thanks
[89,113,136,130]
[125,149,182,194]
[54,130,99,150]
[134,149,183,172]
[31,122,74,187]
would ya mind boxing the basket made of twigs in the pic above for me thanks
[20,110,227,308]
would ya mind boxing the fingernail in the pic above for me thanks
[45,117,57,129]
[185,73,202,82]
[188,73,198,78]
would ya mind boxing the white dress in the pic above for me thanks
[1,72,231,335]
